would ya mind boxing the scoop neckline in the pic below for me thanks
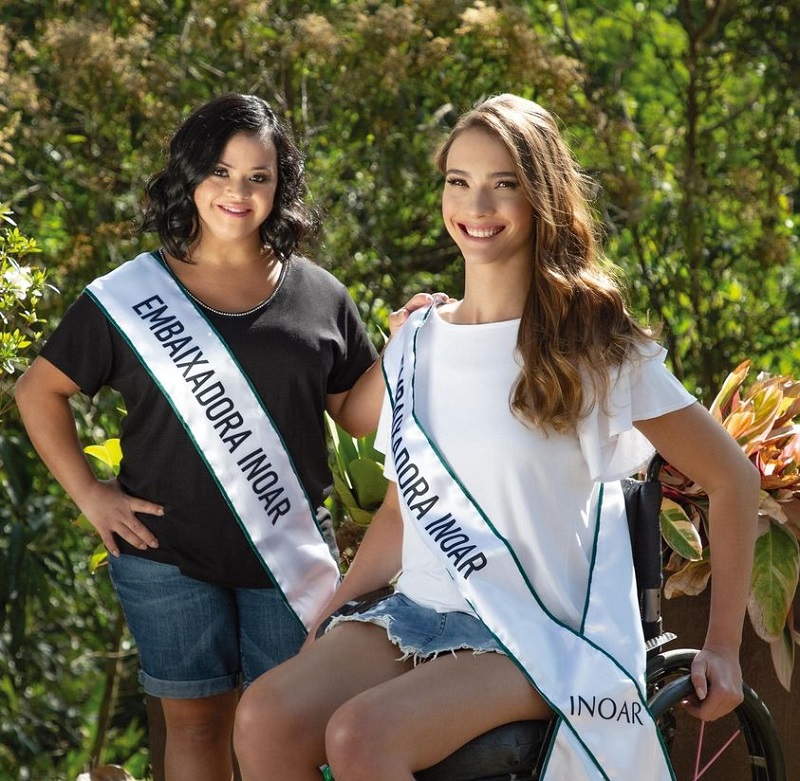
[154,248,287,318]
[430,303,521,329]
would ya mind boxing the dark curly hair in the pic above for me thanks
[139,93,314,261]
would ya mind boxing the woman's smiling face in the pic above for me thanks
[192,131,278,251]
[441,127,535,272]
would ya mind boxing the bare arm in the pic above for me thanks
[327,357,386,439]
[303,482,404,645]
[635,402,760,721]
[14,356,163,556]
[327,292,450,437]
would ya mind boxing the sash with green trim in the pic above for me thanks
[87,251,340,631]
[384,306,673,781]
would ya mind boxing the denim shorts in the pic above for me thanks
[326,591,505,662]
[108,554,306,699]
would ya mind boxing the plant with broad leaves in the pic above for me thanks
[326,414,388,527]
[659,361,800,690]
[325,414,389,570]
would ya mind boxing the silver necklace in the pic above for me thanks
[157,248,279,317]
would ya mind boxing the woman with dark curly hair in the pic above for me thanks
[15,93,431,781]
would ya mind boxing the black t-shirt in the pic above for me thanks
[41,254,378,587]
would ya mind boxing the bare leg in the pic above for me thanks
[234,622,413,781]
[326,650,550,781]
[161,690,239,781]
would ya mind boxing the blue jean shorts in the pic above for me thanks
[108,554,306,699]
[326,590,505,662]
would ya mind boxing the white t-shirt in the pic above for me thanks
[377,306,695,629]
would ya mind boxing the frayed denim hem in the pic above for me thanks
[325,610,507,666]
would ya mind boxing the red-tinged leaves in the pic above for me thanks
[709,360,750,421]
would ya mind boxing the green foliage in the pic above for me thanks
[535,1,800,394]
[0,427,147,780]
[659,497,704,561]
[0,203,49,417]
[750,524,800,642]
[661,361,800,690]
[3,2,797,378]
[76,438,124,573]
[285,1,585,332]
[327,415,388,528]
[0,204,142,775]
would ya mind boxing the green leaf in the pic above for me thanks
[326,415,386,520]
[659,498,703,560]
[348,457,388,509]
[0,435,34,508]
[330,463,381,526]
[325,414,352,487]
[330,468,358,510]
[709,361,750,421]
[348,506,377,526]
[748,523,800,642]
[335,425,359,472]
[89,546,108,574]
[0,203,16,226]
[73,512,94,533]
[769,622,795,692]
[356,429,385,465]
[84,438,122,474]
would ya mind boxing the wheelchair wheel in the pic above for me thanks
[647,649,786,781]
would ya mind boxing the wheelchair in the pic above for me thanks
[411,455,786,781]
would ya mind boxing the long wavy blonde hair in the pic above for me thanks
[435,94,654,432]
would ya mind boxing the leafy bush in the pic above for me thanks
[0,202,48,418]
[0,211,147,779]
[660,361,800,690]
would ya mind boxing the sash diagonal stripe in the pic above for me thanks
[384,306,674,781]
[87,252,340,630]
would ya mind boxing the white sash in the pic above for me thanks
[385,307,673,781]
[87,251,340,630]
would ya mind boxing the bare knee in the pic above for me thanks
[326,696,398,779]
[234,673,313,771]
[235,677,283,752]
